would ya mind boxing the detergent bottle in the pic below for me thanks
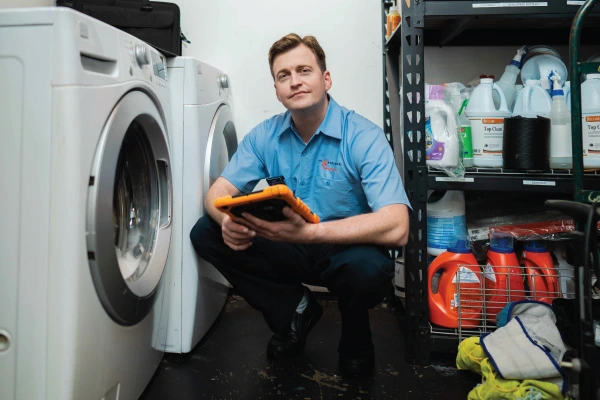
[428,237,482,328]
[549,72,573,169]
[483,233,526,323]
[465,78,512,167]
[581,74,600,168]
[511,84,524,113]
[425,84,460,169]
[519,240,559,304]
[494,45,528,111]
[427,190,467,256]
[512,79,552,118]
[458,99,473,168]
[563,81,571,111]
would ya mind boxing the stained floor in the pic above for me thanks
[140,294,479,399]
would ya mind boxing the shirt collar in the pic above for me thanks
[277,95,342,140]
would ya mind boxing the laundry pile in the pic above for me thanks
[456,301,569,400]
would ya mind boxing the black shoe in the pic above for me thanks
[267,289,323,360]
[338,341,375,377]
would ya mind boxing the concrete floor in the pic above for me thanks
[140,294,479,399]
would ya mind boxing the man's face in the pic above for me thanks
[272,44,332,112]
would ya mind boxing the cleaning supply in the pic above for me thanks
[511,84,523,113]
[581,73,600,168]
[512,79,552,118]
[458,99,473,167]
[428,237,482,328]
[552,242,575,298]
[465,78,512,167]
[426,190,467,256]
[386,2,401,39]
[548,73,573,169]
[484,233,526,322]
[425,84,460,169]
[563,81,571,111]
[494,45,528,111]
[521,52,568,94]
[519,241,559,304]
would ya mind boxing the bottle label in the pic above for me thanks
[583,115,600,158]
[452,267,480,284]
[427,215,467,250]
[461,125,473,159]
[470,118,505,158]
[425,117,446,161]
[483,264,496,282]
[550,123,573,158]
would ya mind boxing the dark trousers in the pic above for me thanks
[190,215,394,335]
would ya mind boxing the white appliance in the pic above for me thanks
[0,8,174,400]
[165,57,238,353]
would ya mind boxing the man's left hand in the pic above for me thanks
[238,207,317,243]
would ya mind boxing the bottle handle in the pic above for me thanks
[522,86,531,114]
[492,83,509,112]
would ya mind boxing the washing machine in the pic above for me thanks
[0,7,173,400]
[165,57,238,353]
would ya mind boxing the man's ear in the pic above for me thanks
[324,70,332,91]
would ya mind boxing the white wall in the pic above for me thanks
[173,0,384,140]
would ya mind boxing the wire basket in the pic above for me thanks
[429,265,575,342]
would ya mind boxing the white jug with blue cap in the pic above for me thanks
[465,78,512,167]
[521,53,567,94]
[512,79,552,118]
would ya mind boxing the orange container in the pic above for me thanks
[519,241,559,304]
[483,234,526,323]
[428,238,483,328]
[386,4,401,38]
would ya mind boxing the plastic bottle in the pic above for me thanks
[427,190,467,256]
[465,78,512,167]
[428,237,482,328]
[458,99,473,168]
[425,84,460,169]
[519,240,559,304]
[494,45,528,111]
[512,79,552,118]
[549,73,573,169]
[511,84,524,113]
[552,242,575,299]
[386,2,401,39]
[563,81,571,111]
[581,74,600,168]
[483,233,526,323]
[521,53,568,94]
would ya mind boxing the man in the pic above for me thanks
[190,33,410,376]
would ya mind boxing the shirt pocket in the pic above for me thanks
[309,175,353,221]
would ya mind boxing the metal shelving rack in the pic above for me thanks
[382,0,600,365]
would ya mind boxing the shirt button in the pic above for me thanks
[301,153,306,157]
[300,180,305,185]
[325,181,330,186]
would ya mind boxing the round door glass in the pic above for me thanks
[113,120,159,283]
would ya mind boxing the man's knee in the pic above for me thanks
[337,247,393,292]
[189,214,221,256]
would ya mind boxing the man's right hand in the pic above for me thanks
[221,214,256,251]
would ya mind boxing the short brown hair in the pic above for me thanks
[268,33,327,78]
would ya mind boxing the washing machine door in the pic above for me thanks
[87,90,172,326]
[204,104,238,196]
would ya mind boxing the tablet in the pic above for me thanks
[214,184,320,224]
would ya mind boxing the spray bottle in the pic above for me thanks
[494,46,528,111]
[549,71,573,169]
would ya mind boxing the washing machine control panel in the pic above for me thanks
[122,39,168,89]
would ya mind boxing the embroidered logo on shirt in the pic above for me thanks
[319,159,340,172]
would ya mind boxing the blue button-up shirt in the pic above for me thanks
[221,96,411,222]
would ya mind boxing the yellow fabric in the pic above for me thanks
[456,338,564,400]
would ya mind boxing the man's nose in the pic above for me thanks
[290,72,302,87]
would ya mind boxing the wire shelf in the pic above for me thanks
[429,265,575,343]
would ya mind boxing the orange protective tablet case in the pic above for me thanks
[214,184,320,224]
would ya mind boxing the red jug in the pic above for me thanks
[428,238,483,328]
[484,234,526,323]
[519,240,560,304]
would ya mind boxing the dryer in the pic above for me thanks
[165,57,238,353]
[0,8,173,400]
